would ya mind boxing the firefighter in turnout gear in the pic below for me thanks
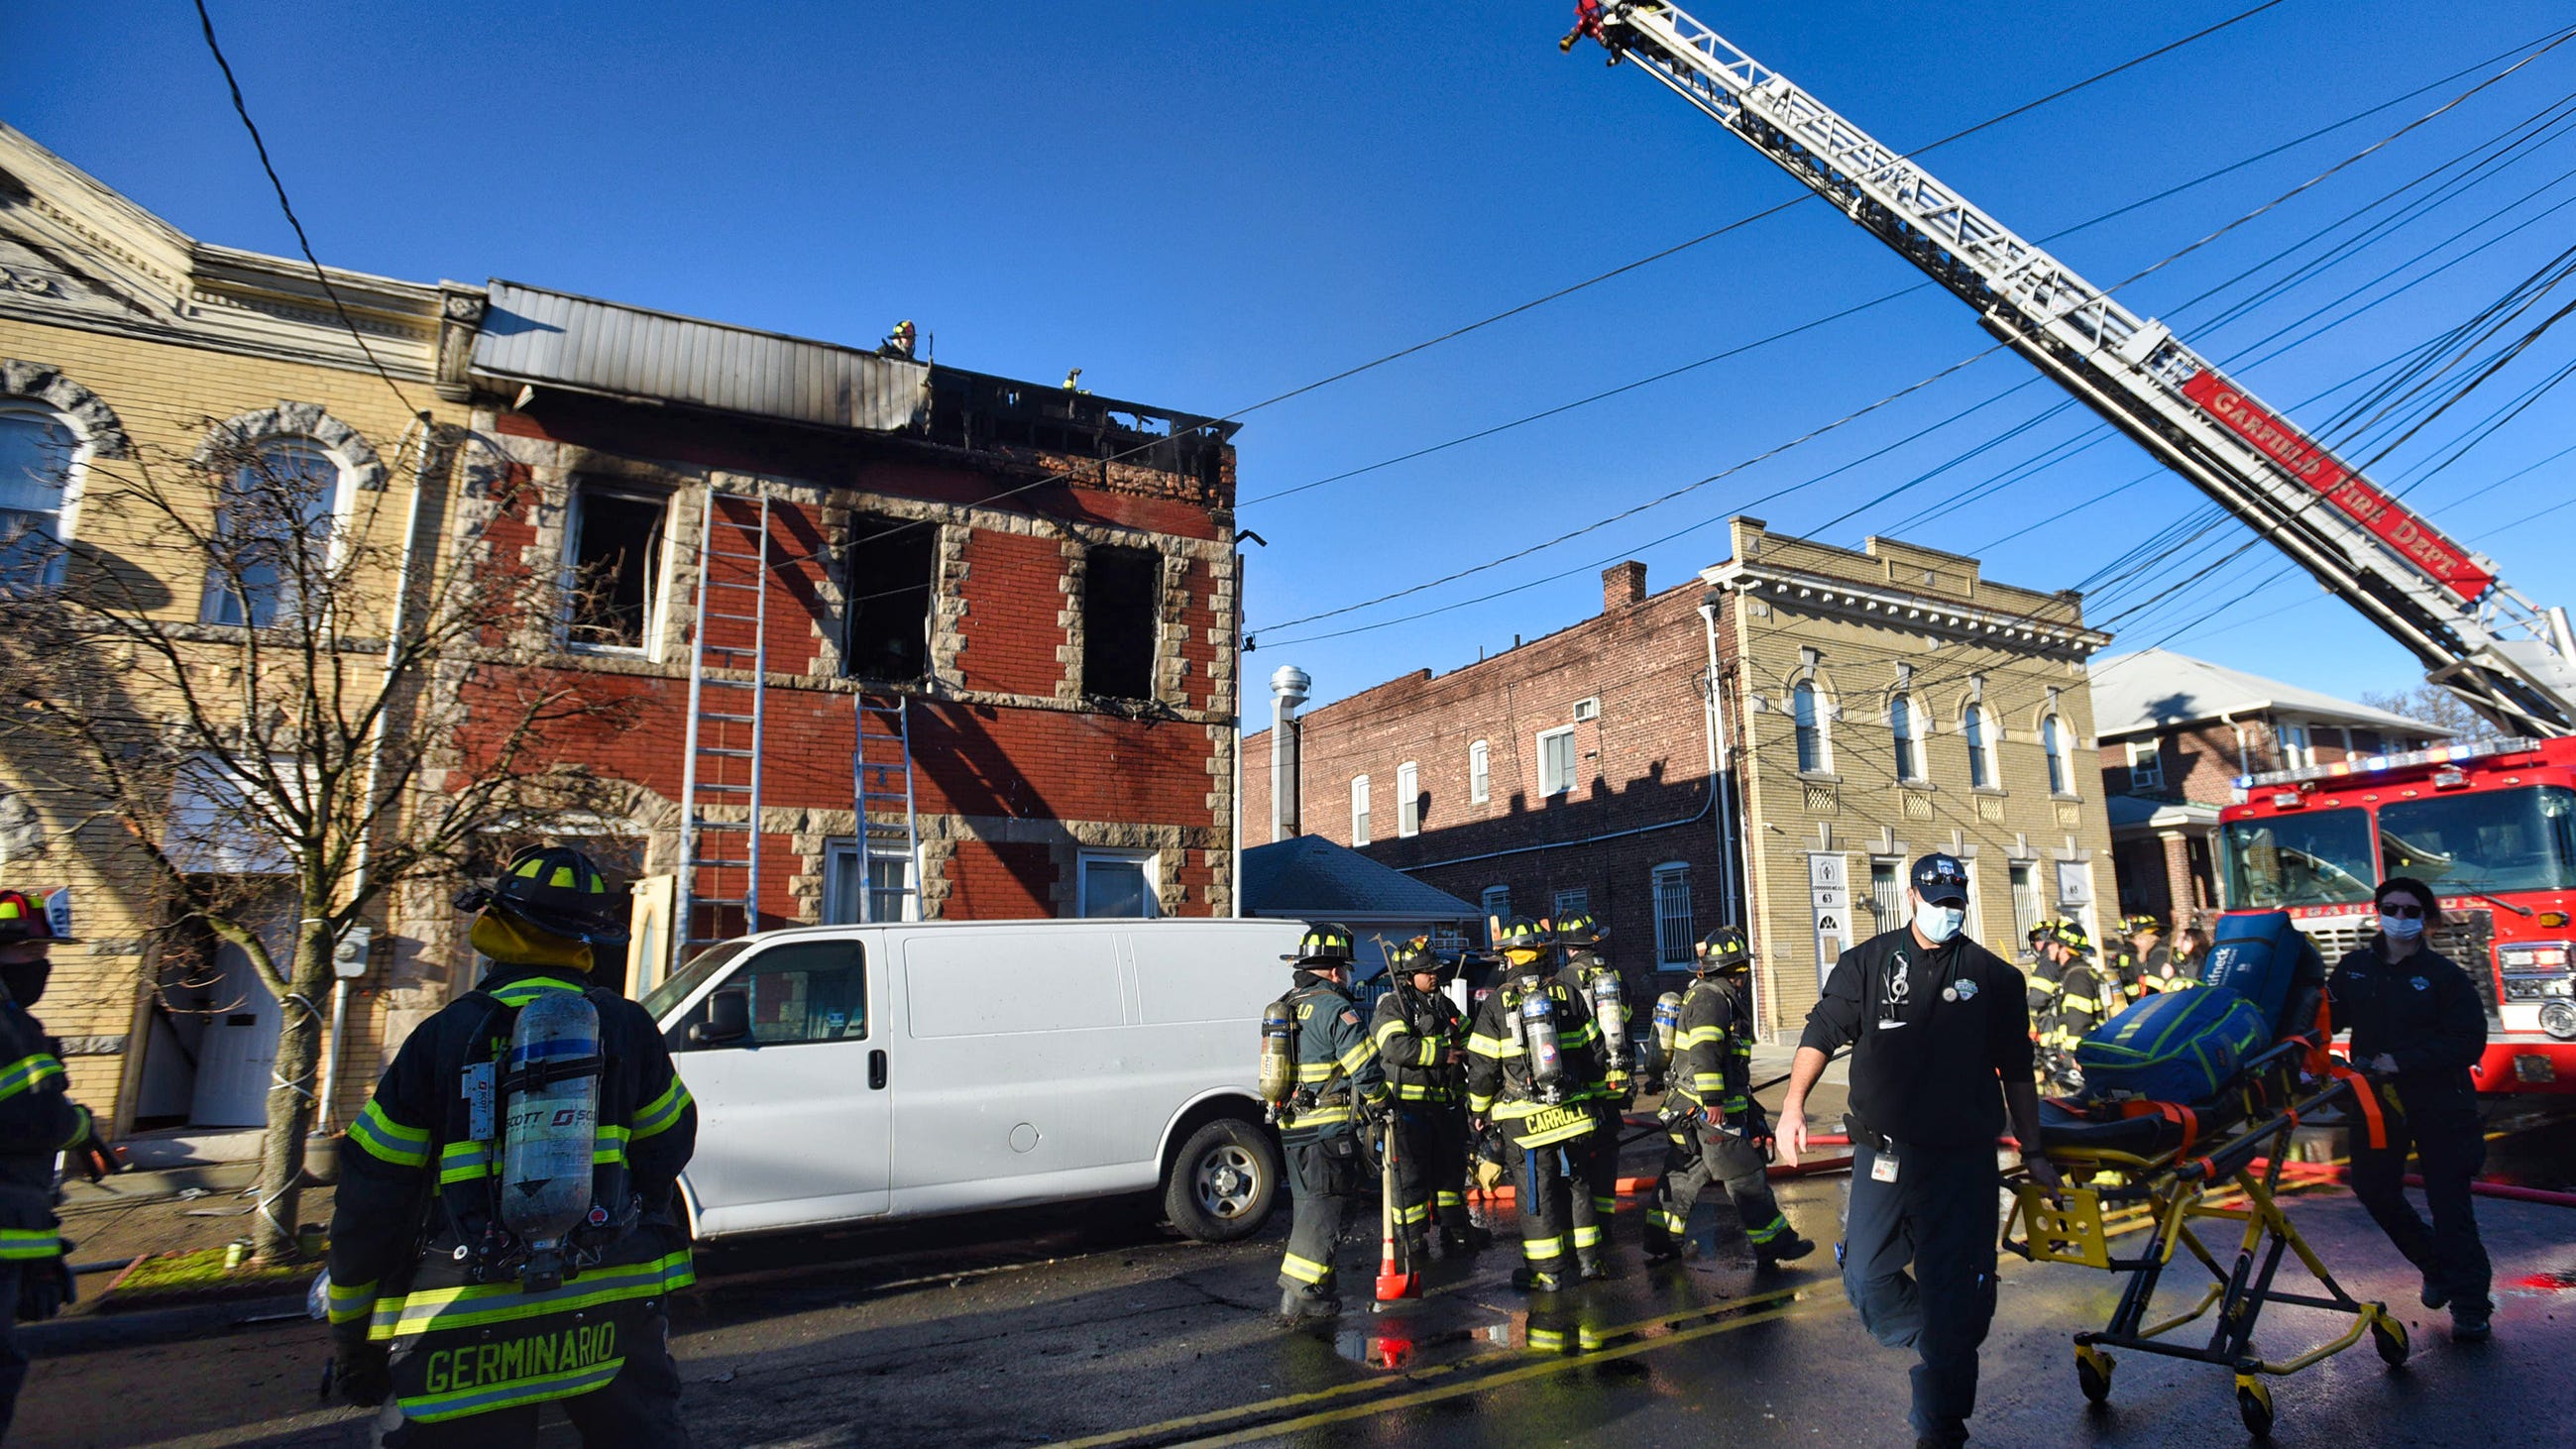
[1369,937,1487,1259]
[2126,915,2195,994]
[0,888,118,1439]
[327,847,698,1445]
[1552,913,1629,1271]
[1645,926,1813,1267]
[1274,923,1389,1323]
[1466,917,1613,1290]
[2036,922,2113,1094]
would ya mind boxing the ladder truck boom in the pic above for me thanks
[1565,2,2576,738]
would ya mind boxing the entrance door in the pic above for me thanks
[190,934,284,1126]
[670,937,891,1234]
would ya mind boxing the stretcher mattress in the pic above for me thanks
[2037,1094,2244,1157]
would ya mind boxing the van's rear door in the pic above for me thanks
[670,935,891,1234]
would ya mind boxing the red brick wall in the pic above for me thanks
[957,529,1068,696]
[1248,575,1736,983]
[946,839,1058,917]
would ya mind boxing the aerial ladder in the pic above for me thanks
[1563,2,2576,739]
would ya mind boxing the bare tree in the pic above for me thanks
[2358,684,2492,741]
[0,422,630,1262]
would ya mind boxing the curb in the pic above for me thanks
[60,1161,262,1213]
[24,1291,310,1356]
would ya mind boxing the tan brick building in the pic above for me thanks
[1248,517,2117,1036]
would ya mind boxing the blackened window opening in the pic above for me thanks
[843,513,936,682]
[1083,545,1161,700]
[568,491,665,649]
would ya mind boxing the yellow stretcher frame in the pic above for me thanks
[2001,1039,2410,1439]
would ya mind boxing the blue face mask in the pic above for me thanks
[2379,912,2424,942]
[1917,904,1966,945]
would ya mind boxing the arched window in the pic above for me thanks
[0,401,78,593]
[205,437,348,627]
[1890,695,1926,783]
[2043,714,2072,796]
[1350,774,1372,846]
[1792,679,1831,774]
[1469,739,1491,805]
[1964,706,1997,790]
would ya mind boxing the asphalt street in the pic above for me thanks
[17,1107,2576,1449]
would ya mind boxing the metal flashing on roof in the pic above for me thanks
[470,280,930,433]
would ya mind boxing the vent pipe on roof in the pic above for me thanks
[1272,666,1310,842]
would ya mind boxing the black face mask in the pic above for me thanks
[1,960,51,1008]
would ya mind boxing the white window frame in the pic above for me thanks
[2043,713,2073,797]
[2279,722,2313,770]
[1890,694,1927,784]
[1964,705,1998,790]
[1350,774,1372,845]
[1481,885,1512,934]
[2126,738,2166,793]
[562,485,673,656]
[823,838,920,924]
[1469,739,1491,806]
[1537,725,1578,798]
[2009,860,2043,943]
[1792,679,1832,774]
[1076,847,1161,919]
[1397,761,1420,837]
[202,436,357,627]
[0,399,91,594]
[1552,887,1590,924]
[1651,863,1694,969]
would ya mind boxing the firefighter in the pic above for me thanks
[2128,916,2194,994]
[2023,919,2065,1062]
[2167,920,2206,984]
[879,318,916,359]
[2037,923,2112,1094]
[1369,937,1486,1259]
[0,888,117,1440]
[1552,912,1629,1266]
[1466,918,1612,1289]
[1645,926,1814,1268]
[327,847,697,1445]
[1273,923,1389,1323]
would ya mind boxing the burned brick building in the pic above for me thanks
[434,282,1247,998]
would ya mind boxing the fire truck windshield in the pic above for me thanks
[2220,808,2375,910]
[2378,785,2576,894]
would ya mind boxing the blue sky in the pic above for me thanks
[11,1,2574,722]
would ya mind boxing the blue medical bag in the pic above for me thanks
[2198,910,2327,1032]
[2075,987,2273,1103]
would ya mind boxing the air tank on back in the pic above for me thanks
[501,990,603,1291]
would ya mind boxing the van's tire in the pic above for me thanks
[1165,1116,1279,1243]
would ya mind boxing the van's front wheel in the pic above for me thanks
[1165,1116,1279,1242]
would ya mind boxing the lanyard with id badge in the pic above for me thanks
[1860,944,1976,1183]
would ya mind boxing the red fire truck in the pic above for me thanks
[2219,737,2576,1093]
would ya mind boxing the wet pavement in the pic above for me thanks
[19,1103,2576,1448]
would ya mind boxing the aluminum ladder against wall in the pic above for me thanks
[852,694,921,922]
[677,488,771,968]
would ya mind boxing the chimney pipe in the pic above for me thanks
[1271,665,1310,841]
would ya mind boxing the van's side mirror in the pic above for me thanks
[690,989,751,1047]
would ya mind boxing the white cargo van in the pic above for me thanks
[638,917,1303,1243]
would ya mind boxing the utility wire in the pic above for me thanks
[192,0,422,419]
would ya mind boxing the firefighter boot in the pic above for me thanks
[1511,1265,1568,1292]
[1577,1246,1613,1282]
[1759,1233,1817,1267]
[1278,1284,1341,1325]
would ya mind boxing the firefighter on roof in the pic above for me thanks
[1645,925,1814,1268]
[1466,917,1613,1290]
[0,887,117,1439]
[327,847,697,1445]
[1270,923,1388,1323]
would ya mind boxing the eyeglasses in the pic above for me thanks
[2380,903,2427,919]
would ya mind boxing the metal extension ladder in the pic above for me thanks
[852,695,921,922]
[677,488,770,966]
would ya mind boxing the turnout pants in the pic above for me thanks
[1842,1139,2000,1449]
[374,1310,690,1448]
[1280,1134,1361,1294]
[2349,1092,2492,1315]
[1647,1125,1792,1256]
[1514,1133,1601,1271]
[0,1262,24,1443]
[1393,1105,1472,1242]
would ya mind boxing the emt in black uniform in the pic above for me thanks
[1777,854,2059,1449]
[2329,875,2493,1341]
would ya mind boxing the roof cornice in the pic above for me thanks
[1702,559,2112,656]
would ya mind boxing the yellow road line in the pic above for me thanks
[1051,1283,1808,1449]
[1174,1298,1821,1448]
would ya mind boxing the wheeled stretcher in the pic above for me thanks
[2002,1035,2408,1438]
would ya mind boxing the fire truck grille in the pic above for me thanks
[2292,910,2498,1023]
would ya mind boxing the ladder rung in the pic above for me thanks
[693,783,751,794]
[697,746,756,758]
[697,676,756,687]
[698,712,755,724]
[701,546,768,563]
[691,861,751,871]
[691,819,751,830]
[700,611,764,624]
